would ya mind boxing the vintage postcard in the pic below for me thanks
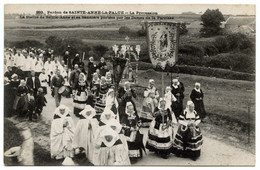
[3,4,255,166]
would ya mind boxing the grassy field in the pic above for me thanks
[5,18,143,29]
[4,28,145,45]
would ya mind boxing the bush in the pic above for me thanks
[203,43,219,56]
[45,35,92,57]
[178,54,204,66]
[7,40,43,49]
[213,37,230,53]
[226,33,254,51]
[137,29,147,37]
[138,62,254,81]
[206,53,255,73]
[207,53,234,69]
[93,45,109,57]
[179,44,204,58]
[179,23,188,35]
[119,26,131,35]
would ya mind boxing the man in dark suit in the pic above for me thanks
[69,64,81,90]
[26,70,41,97]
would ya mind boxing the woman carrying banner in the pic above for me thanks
[164,86,178,124]
[140,79,159,127]
[172,101,203,161]
[146,98,173,159]
[73,73,88,117]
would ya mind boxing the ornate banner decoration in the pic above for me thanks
[145,22,180,70]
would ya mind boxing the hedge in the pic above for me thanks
[133,61,255,81]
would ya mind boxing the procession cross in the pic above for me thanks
[125,36,130,43]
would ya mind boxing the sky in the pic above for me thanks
[5,4,255,15]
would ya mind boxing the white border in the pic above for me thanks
[0,1,258,170]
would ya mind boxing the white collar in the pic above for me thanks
[194,88,201,93]
[172,84,178,89]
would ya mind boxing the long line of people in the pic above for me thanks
[4,46,207,165]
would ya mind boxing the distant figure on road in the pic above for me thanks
[190,82,207,120]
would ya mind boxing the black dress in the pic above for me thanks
[171,85,184,119]
[97,62,107,76]
[117,87,137,123]
[190,89,206,119]
[87,62,97,82]
[121,110,144,162]
[95,83,109,114]
[146,107,173,157]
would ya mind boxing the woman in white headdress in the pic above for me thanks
[105,88,119,121]
[105,71,113,87]
[95,76,110,115]
[98,109,128,153]
[73,73,88,117]
[190,82,206,119]
[146,98,173,159]
[172,101,203,161]
[87,56,97,82]
[140,79,159,127]
[94,126,130,165]
[73,105,97,163]
[164,86,178,124]
[118,81,137,123]
[90,72,100,100]
[171,78,184,120]
[35,54,44,77]
[121,102,144,164]
[50,104,75,160]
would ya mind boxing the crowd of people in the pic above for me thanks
[4,46,207,165]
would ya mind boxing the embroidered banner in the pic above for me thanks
[145,22,180,70]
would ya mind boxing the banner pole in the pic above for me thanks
[161,68,165,125]
[161,69,164,97]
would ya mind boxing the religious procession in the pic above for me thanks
[4,44,206,166]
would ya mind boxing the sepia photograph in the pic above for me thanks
[3,3,256,166]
